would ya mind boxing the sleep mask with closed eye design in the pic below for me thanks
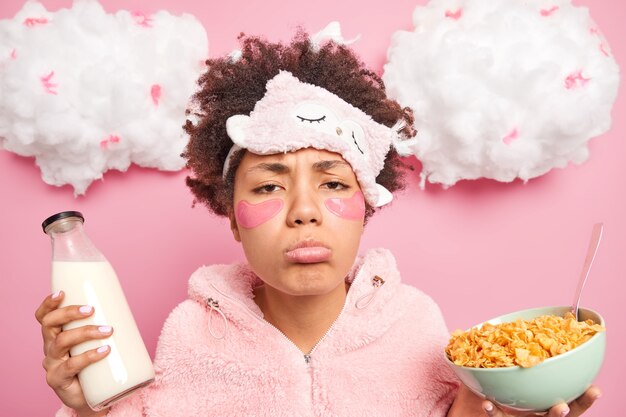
[224,70,404,207]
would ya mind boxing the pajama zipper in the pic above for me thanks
[208,268,382,365]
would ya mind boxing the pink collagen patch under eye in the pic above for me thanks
[325,191,366,220]
[235,199,284,228]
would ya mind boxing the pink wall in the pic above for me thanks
[0,0,623,415]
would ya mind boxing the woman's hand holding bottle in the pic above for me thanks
[35,290,111,417]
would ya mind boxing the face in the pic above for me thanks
[230,148,365,297]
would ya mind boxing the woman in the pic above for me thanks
[35,32,600,417]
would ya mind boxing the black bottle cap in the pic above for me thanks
[42,211,85,233]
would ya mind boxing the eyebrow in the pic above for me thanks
[246,159,351,175]
[246,162,289,175]
[312,160,351,171]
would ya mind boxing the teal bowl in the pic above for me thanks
[444,306,606,412]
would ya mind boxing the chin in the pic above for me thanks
[282,268,344,296]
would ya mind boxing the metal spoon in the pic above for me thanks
[571,223,603,321]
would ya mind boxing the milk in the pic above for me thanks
[52,261,155,410]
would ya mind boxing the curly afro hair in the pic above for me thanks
[182,30,415,220]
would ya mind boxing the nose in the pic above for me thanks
[286,187,323,227]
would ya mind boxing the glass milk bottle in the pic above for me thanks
[42,211,155,411]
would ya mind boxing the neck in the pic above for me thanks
[254,282,348,354]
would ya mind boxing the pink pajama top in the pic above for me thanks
[58,248,459,416]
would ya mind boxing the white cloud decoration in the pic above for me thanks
[0,0,208,194]
[383,0,620,188]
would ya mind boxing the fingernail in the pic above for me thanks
[98,326,112,334]
[594,393,603,400]
[483,403,494,415]
[79,305,93,314]
[51,291,61,299]
[97,345,109,353]
[561,409,570,417]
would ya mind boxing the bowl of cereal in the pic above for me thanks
[444,306,606,412]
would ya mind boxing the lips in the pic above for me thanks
[285,240,331,264]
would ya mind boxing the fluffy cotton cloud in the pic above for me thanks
[383,0,620,188]
[0,0,208,194]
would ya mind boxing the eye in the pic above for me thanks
[351,131,364,154]
[323,181,350,191]
[337,120,367,155]
[292,102,339,134]
[252,183,283,194]
[297,115,327,124]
